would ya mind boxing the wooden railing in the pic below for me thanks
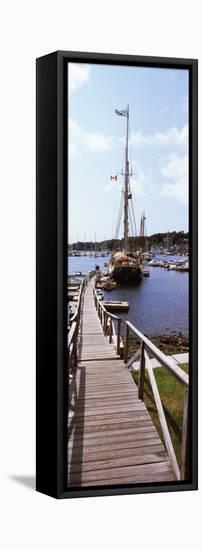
[93,286,122,356]
[124,321,189,481]
[68,321,77,373]
[68,272,95,373]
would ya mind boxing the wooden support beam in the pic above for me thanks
[126,348,141,369]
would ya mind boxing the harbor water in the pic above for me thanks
[68,255,188,337]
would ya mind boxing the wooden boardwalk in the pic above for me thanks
[68,280,175,487]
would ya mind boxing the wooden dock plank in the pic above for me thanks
[68,432,159,449]
[68,452,169,475]
[70,471,175,487]
[68,279,175,487]
[69,461,173,485]
[68,436,162,454]
[68,443,165,464]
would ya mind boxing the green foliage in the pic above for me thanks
[69,231,189,250]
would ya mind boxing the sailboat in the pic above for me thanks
[108,105,142,284]
[83,233,87,256]
[94,233,99,258]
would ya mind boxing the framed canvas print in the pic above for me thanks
[36,51,198,499]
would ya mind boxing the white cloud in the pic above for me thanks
[130,171,146,198]
[104,179,122,193]
[130,124,188,149]
[69,118,114,154]
[82,132,114,152]
[69,63,91,95]
[160,153,188,205]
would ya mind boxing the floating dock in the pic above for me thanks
[103,300,129,312]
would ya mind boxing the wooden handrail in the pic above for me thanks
[68,321,77,374]
[68,272,94,373]
[125,320,188,387]
[94,291,120,320]
[145,349,181,480]
[68,321,77,347]
[70,278,84,323]
[138,341,145,401]
[93,285,122,355]
[124,319,189,480]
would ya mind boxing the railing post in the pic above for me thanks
[104,311,107,335]
[74,342,77,371]
[72,330,77,372]
[117,319,121,356]
[69,343,73,375]
[124,323,130,363]
[138,341,145,400]
[181,386,189,480]
[109,319,112,343]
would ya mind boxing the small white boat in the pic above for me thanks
[148,259,164,267]
[96,289,104,300]
[176,262,189,272]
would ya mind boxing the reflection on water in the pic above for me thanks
[68,255,188,336]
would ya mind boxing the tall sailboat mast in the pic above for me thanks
[110,106,142,285]
[115,105,130,253]
[124,105,129,253]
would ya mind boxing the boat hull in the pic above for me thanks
[109,264,142,285]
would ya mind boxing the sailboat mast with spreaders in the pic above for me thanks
[123,104,129,253]
[108,105,142,284]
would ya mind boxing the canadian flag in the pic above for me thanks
[110,175,118,181]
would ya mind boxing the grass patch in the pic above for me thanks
[132,363,189,468]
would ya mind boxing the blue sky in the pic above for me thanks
[68,63,188,243]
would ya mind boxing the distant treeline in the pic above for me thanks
[69,231,189,251]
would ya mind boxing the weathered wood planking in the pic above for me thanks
[68,279,175,487]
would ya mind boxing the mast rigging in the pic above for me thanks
[115,104,137,250]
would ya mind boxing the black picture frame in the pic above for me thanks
[36,50,198,499]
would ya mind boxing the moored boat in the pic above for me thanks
[148,259,164,267]
[96,289,104,300]
[108,251,142,284]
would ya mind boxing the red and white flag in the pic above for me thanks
[110,175,118,181]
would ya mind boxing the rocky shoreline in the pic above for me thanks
[125,333,189,357]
